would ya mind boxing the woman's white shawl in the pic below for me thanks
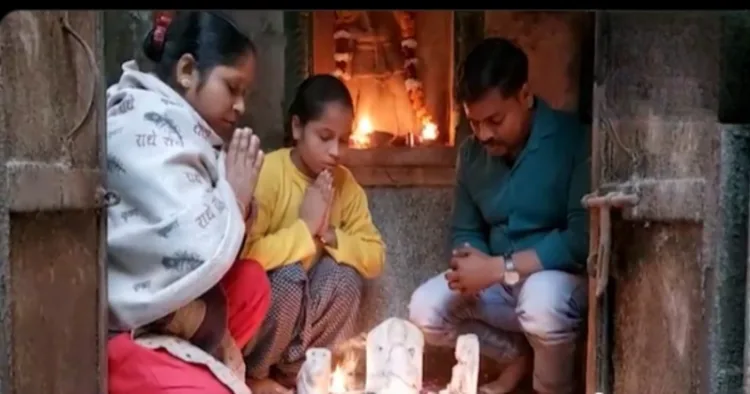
[106,60,245,331]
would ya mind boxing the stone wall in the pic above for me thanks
[589,12,750,394]
[103,11,151,87]
[227,11,287,150]
[602,13,722,393]
[484,11,591,113]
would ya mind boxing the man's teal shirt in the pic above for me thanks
[452,98,590,273]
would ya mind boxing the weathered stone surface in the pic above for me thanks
[359,188,453,329]
[595,12,727,394]
[718,13,750,124]
[716,125,750,393]
[612,222,703,394]
[484,11,590,112]
[103,10,151,86]
[226,11,286,150]
[1,10,105,394]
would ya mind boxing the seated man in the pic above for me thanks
[409,38,589,394]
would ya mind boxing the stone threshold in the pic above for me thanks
[340,146,456,187]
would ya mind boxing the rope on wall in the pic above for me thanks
[59,11,100,153]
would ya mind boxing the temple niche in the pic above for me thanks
[309,10,457,187]
[313,11,453,149]
[335,11,420,144]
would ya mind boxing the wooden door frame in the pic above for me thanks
[585,12,605,394]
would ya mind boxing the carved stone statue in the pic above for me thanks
[296,348,332,394]
[364,317,424,394]
[440,334,480,394]
[331,332,367,391]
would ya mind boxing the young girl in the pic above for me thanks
[241,75,386,393]
[106,11,269,394]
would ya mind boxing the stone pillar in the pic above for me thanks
[593,11,722,394]
[0,11,106,394]
[715,11,750,394]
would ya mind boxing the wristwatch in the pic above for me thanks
[503,253,520,285]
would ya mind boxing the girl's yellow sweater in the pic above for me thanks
[240,148,385,279]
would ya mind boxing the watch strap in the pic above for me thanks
[503,252,518,277]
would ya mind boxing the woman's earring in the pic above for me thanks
[181,78,190,89]
[527,96,534,109]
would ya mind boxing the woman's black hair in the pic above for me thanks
[284,74,354,146]
[456,37,528,104]
[142,11,256,85]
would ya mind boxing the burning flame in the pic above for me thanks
[330,364,347,393]
[350,117,374,149]
[348,114,439,148]
[420,121,438,141]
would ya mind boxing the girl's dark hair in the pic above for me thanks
[284,74,354,146]
[142,11,256,84]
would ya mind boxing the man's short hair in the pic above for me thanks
[455,38,529,104]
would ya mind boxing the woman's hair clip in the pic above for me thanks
[152,11,173,49]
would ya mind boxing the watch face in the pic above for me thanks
[505,271,520,285]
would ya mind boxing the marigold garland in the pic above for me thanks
[332,11,357,81]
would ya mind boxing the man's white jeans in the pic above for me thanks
[408,270,587,394]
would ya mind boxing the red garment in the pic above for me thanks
[108,259,270,394]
